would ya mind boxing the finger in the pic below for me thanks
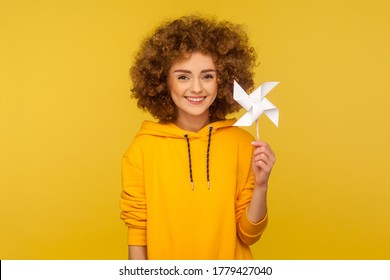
[253,158,273,171]
[251,140,269,148]
[251,141,276,166]
[253,159,272,172]
[253,153,269,162]
[252,141,274,154]
[254,146,275,161]
[253,152,276,168]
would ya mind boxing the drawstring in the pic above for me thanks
[206,126,213,190]
[184,134,194,191]
[184,126,213,191]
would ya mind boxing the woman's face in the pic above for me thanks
[167,52,217,125]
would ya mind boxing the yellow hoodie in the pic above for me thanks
[120,119,268,259]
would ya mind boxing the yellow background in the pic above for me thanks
[1,0,389,259]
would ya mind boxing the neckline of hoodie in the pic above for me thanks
[139,119,237,138]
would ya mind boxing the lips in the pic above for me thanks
[185,96,206,104]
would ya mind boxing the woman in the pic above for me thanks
[120,15,275,260]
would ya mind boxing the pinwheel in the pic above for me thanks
[233,80,279,139]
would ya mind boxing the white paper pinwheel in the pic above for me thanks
[233,80,279,138]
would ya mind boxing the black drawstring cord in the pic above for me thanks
[206,126,213,190]
[184,134,194,191]
[184,126,213,191]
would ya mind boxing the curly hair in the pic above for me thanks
[130,15,257,122]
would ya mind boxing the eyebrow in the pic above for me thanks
[173,69,216,73]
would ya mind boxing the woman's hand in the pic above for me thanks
[251,141,276,189]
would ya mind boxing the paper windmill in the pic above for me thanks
[233,80,279,139]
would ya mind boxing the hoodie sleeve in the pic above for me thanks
[235,134,268,246]
[120,141,147,246]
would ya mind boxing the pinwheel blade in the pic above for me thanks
[265,108,279,127]
[233,112,255,126]
[261,82,279,98]
[233,81,253,111]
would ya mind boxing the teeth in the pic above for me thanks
[186,97,205,102]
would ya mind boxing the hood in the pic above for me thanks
[136,119,237,139]
[136,118,237,191]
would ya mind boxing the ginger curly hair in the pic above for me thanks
[130,15,257,122]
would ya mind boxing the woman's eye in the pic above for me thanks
[203,74,215,80]
[177,75,189,80]
[202,74,215,80]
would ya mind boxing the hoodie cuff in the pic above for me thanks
[239,210,268,237]
[128,227,147,246]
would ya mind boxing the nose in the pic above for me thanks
[190,79,203,94]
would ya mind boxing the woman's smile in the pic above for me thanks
[185,96,207,104]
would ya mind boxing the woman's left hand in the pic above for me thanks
[251,141,276,189]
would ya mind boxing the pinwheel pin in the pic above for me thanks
[233,80,279,139]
